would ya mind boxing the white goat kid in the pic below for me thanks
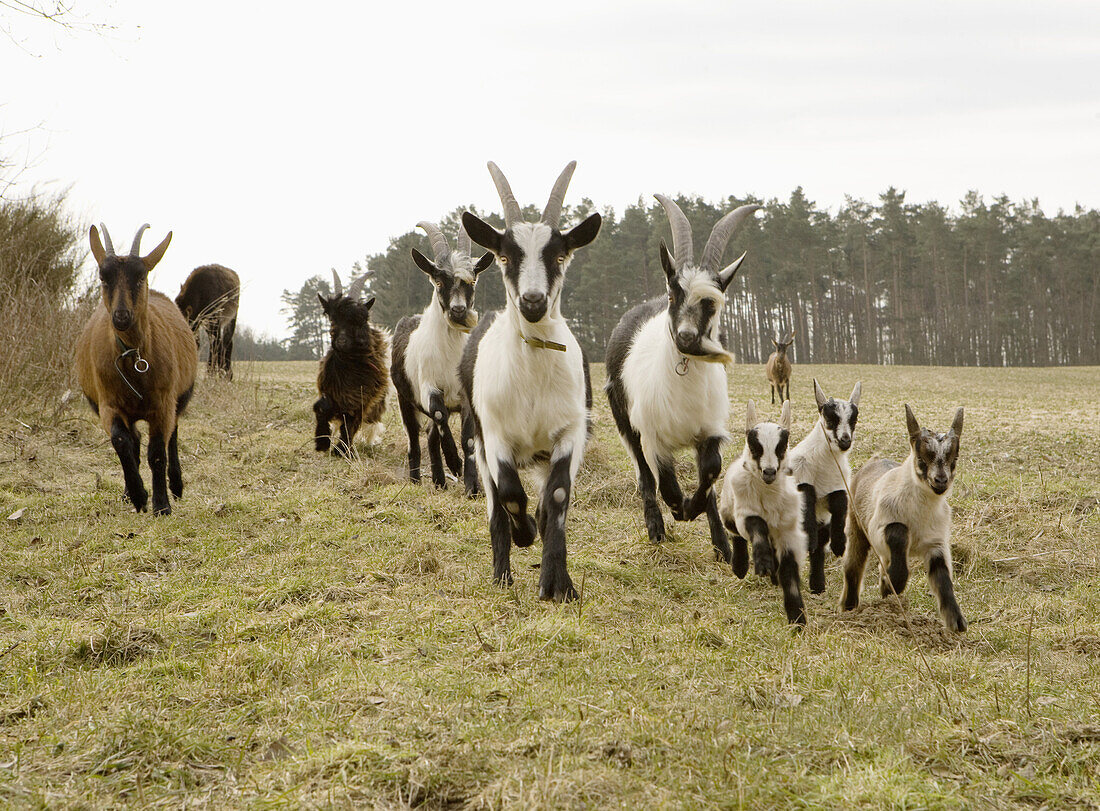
[719,400,808,625]
[786,378,861,594]
[391,222,493,491]
[605,194,760,558]
[840,404,967,632]
[459,161,601,601]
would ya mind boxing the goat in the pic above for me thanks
[718,400,807,625]
[840,404,967,632]
[459,161,601,601]
[175,264,240,380]
[314,271,389,457]
[75,223,198,515]
[605,194,760,558]
[786,378,861,594]
[765,331,795,404]
[391,221,493,490]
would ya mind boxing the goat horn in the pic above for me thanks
[129,223,150,257]
[487,162,523,228]
[540,160,576,229]
[98,223,116,256]
[700,204,761,274]
[331,269,343,298]
[347,271,372,300]
[654,194,694,270]
[417,221,451,265]
[456,226,473,258]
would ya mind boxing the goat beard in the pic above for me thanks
[689,336,733,364]
[453,310,478,333]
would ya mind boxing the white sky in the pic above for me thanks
[3,0,1098,339]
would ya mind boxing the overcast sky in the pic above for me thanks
[3,0,1097,339]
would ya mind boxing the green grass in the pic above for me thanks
[1,362,1098,808]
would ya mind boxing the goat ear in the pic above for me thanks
[563,212,602,251]
[950,406,964,438]
[363,295,376,312]
[658,240,677,281]
[462,212,502,255]
[317,293,330,313]
[904,404,921,446]
[779,400,792,430]
[717,251,746,291]
[410,248,440,278]
[89,225,107,267]
[745,399,758,431]
[141,231,172,272]
[473,252,494,275]
[849,381,861,407]
[813,378,828,410]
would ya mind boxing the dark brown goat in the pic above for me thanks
[314,271,389,457]
[765,331,795,404]
[175,264,240,380]
[75,223,198,515]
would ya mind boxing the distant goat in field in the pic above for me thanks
[314,271,389,458]
[786,378,861,594]
[605,193,760,557]
[840,404,967,631]
[460,161,601,601]
[175,264,240,379]
[765,331,795,404]
[75,223,198,515]
[719,400,807,625]
[391,221,492,490]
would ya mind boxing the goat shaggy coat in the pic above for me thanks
[175,264,240,379]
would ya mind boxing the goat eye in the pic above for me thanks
[498,255,508,265]
[557,254,566,264]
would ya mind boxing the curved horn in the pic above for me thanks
[654,194,694,270]
[456,226,473,258]
[416,221,451,265]
[347,270,373,300]
[129,223,150,257]
[331,269,343,298]
[540,160,576,228]
[700,204,761,273]
[98,223,116,256]
[487,162,523,228]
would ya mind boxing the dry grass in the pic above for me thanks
[1,361,1098,808]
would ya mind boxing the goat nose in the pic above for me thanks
[762,467,777,482]
[837,436,852,451]
[112,310,133,330]
[521,291,545,305]
[677,328,697,344]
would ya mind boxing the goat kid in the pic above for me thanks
[605,194,760,558]
[786,378,861,594]
[765,331,795,404]
[392,221,493,490]
[840,404,967,632]
[175,264,240,380]
[719,400,807,625]
[75,224,198,515]
[460,161,601,601]
[314,271,389,457]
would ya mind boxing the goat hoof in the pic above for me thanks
[944,608,968,633]
[809,570,826,595]
[493,568,514,588]
[315,438,330,452]
[539,569,577,602]
[754,549,775,579]
[152,501,171,516]
[831,537,846,556]
[712,537,733,564]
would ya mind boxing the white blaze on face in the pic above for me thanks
[508,222,554,303]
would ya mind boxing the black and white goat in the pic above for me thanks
[718,400,807,625]
[391,222,493,490]
[459,161,601,601]
[605,194,760,558]
[840,405,967,632]
[786,379,861,594]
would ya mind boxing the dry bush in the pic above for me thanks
[0,189,91,413]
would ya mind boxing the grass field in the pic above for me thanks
[1,360,1098,808]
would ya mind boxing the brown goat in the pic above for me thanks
[75,223,198,515]
[765,331,795,404]
[314,271,389,457]
[175,264,240,380]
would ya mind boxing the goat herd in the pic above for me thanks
[74,161,967,632]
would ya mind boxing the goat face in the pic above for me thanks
[771,333,795,358]
[462,213,601,325]
[90,224,172,333]
[411,247,493,330]
[814,379,861,452]
[659,243,733,358]
[319,294,376,353]
[905,404,964,495]
[745,400,791,484]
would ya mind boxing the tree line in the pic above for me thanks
[281,189,1098,366]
